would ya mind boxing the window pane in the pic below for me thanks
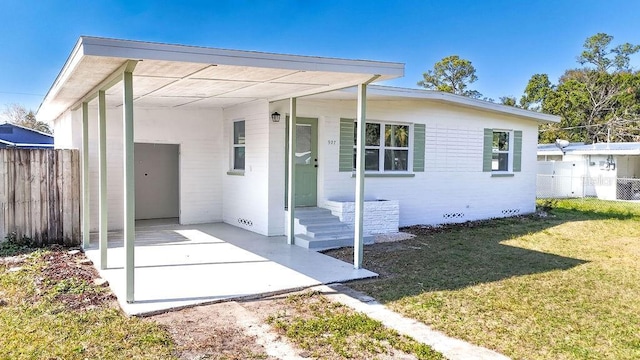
[365,123,380,146]
[492,153,508,171]
[234,121,245,145]
[352,149,380,171]
[295,124,312,165]
[354,122,381,146]
[234,147,245,170]
[493,131,509,151]
[384,150,408,171]
[365,149,379,170]
[385,125,409,147]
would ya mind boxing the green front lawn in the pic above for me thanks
[327,199,640,359]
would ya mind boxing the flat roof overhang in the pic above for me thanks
[37,36,405,121]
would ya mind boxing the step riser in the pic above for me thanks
[293,207,373,251]
[294,235,375,250]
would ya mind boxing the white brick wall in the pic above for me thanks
[297,98,539,227]
[222,100,273,235]
[57,105,224,231]
[325,199,399,235]
[53,95,543,237]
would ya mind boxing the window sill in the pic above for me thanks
[491,172,514,177]
[351,172,415,178]
[226,170,245,176]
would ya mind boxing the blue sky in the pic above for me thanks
[1,0,639,113]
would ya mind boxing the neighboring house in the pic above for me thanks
[537,142,640,200]
[37,36,559,253]
[0,123,53,149]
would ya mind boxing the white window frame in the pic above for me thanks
[492,129,513,173]
[232,119,245,171]
[353,121,412,173]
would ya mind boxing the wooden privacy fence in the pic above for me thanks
[0,149,80,246]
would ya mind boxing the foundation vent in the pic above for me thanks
[501,209,520,216]
[442,212,465,219]
[238,218,253,226]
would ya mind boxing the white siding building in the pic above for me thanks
[40,36,559,251]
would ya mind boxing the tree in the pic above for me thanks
[577,33,640,73]
[499,96,517,107]
[418,55,482,98]
[517,33,640,144]
[520,74,552,111]
[1,104,52,134]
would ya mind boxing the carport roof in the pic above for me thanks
[37,36,404,121]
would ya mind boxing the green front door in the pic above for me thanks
[287,117,318,207]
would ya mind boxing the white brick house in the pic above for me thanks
[39,37,559,263]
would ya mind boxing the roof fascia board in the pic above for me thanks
[37,37,86,115]
[367,85,560,124]
[81,36,404,77]
[14,143,55,148]
[536,150,563,155]
[570,150,640,155]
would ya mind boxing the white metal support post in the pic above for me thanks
[123,68,136,303]
[354,83,367,269]
[98,90,108,269]
[81,102,90,249]
[286,97,297,245]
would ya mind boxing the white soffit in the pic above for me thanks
[38,36,404,120]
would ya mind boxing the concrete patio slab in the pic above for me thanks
[84,222,377,316]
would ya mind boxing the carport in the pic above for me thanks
[38,36,403,303]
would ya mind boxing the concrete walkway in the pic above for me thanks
[317,284,511,360]
[84,222,376,316]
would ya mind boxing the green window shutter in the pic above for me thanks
[413,124,426,172]
[513,130,523,172]
[339,118,355,172]
[483,128,493,172]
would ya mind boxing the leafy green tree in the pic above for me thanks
[520,74,552,111]
[1,104,51,134]
[519,33,640,144]
[499,96,517,107]
[577,33,640,72]
[418,55,482,98]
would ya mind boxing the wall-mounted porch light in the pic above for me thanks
[271,112,281,123]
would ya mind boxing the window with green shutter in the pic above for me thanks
[483,128,522,173]
[340,119,425,173]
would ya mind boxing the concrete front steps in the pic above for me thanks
[293,207,374,251]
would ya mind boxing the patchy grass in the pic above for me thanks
[266,290,443,360]
[0,248,175,360]
[326,199,640,360]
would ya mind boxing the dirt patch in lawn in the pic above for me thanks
[151,302,277,360]
[35,246,117,311]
